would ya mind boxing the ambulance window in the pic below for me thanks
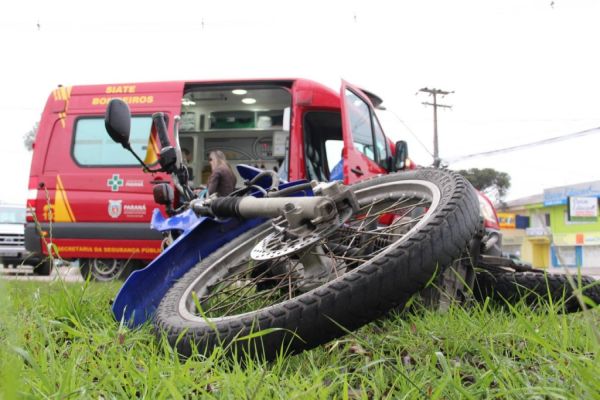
[344,89,375,162]
[73,117,152,166]
[372,114,388,168]
[325,140,343,172]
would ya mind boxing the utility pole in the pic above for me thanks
[419,87,453,168]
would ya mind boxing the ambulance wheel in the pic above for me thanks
[79,258,135,282]
[155,169,480,360]
[33,260,53,276]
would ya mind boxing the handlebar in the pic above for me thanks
[152,113,171,149]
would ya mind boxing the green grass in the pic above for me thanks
[1,278,600,399]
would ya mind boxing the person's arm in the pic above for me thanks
[207,169,222,195]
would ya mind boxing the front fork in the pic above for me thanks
[419,219,484,311]
[194,181,359,291]
[192,181,360,247]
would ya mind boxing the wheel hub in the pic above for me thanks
[250,228,324,260]
[91,258,121,279]
[250,207,353,261]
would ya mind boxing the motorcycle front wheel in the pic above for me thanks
[155,169,480,359]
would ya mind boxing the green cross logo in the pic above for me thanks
[107,174,124,192]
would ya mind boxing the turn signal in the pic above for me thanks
[26,189,38,223]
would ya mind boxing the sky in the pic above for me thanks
[1,0,599,205]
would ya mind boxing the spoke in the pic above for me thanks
[349,202,405,232]
[193,191,434,319]
[305,247,347,278]
[247,244,340,312]
[334,199,430,257]
[318,248,366,264]
[227,262,298,314]
[322,243,344,278]
[202,259,281,314]
[355,229,408,238]
[205,260,267,295]
[356,200,429,229]
[355,196,427,223]
[251,248,312,310]
[341,200,377,260]
[325,253,370,264]
[203,248,310,316]
[204,281,256,315]
[357,195,408,212]
[205,285,283,315]
[207,259,259,285]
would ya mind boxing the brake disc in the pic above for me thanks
[250,207,353,261]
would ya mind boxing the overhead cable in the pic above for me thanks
[445,126,600,163]
[385,109,434,157]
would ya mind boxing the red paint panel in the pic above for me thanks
[289,79,341,181]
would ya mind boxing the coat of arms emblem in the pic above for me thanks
[108,200,122,218]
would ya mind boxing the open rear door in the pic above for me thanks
[340,81,389,184]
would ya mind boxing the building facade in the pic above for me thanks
[499,181,600,269]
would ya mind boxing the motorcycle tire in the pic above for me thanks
[154,169,480,359]
[474,270,600,313]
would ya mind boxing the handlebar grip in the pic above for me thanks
[208,197,242,218]
[152,112,171,149]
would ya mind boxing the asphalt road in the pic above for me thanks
[0,264,83,282]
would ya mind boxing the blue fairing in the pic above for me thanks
[112,215,266,327]
[111,173,310,327]
[150,208,199,234]
[236,164,286,186]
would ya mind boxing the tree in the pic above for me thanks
[23,121,39,151]
[456,167,511,204]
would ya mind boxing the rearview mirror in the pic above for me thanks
[105,99,131,148]
[153,183,174,206]
[393,140,408,171]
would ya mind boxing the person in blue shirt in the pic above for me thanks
[329,157,343,181]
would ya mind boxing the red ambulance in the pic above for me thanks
[26,79,408,280]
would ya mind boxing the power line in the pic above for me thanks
[445,126,600,163]
[385,109,434,158]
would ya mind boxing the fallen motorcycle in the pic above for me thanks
[105,99,599,360]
